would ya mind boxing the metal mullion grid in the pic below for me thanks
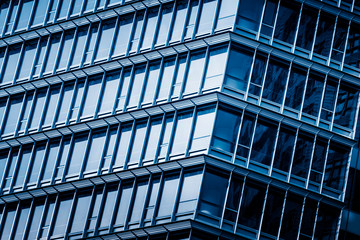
[286,128,300,183]
[81,185,97,238]
[107,16,120,61]
[91,19,104,65]
[124,119,140,169]
[108,179,123,233]
[291,2,303,54]
[137,60,150,109]
[0,149,11,194]
[329,77,340,132]
[184,106,198,157]
[231,106,245,164]
[268,121,281,176]
[309,9,321,60]
[254,0,267,40]
[318,138,330,195]
[49,136,65,186]
[219,170,234,230]
[93,71,107,119]
[112,67,124,115]
[179,0,192,43]
[279,61,293,114]
[150,171,165,226]
[108,122,122,173]
[170,167,184,222]
[245,113,259,169]
[298,67,311,121]
[197,45,210,95]
[123,178,137,230]
[79,128,95,179]
[7,199,21,240]
[138,117,151,167]
[315,74,328,127]
[275,187,288,239]
[59,132,76,183]
[257,52,270,106]
[177,50,191,100]
[255,183,269,240]
[35,138,50,189]
[151,57,165,106]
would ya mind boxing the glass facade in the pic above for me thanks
[0,0,359,239]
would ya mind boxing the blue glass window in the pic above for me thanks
[296,7,317,51]
[29,90,46,130]
[280,193,303,239]
[70,191,92,233]
[158,115,174,159]
[95,20,116,61]
[84,131,106,173]
[141,8,159,50]
[157,57,175,101]
[334,83,359,128]
[81,76,102,118]
[313,13,335,57]
[99,186,118,228]
[142,61,161,104]
[197,0,217,35]
[292,132,314,178]
[203,46,227,90]
[184,0,199,39]
[170,111,193,156]
[56,83,75,124]
[129,12,145,53]
[28,143,46,185]
[69,80,85,122]
[51,196,72,236]
[127,121,147,167]
[113,14,134,57]
[15,0,33,31]
[41,139,60,182]
[261,187,285,236]
[309,138,327,184]
[128,65,146,108]
[2,45,21,85]
[155,4,173,46]
[237,0,264,31]
[57,0,71,20]
[17,40,37,80]
[70,27,88,67]
[303,73,324,117]
[157,174,180,219]
[33,37,48,77]
[55,138,71,180]
[129,181,148,224]
[42,86,61,128]
[144,178,160,224]
[83,24,99,65]
[177,171,202,214]
[142,118,162,163]
[27,200,45,239]
[66,134,88,177]
[44,34,61,74]
[0,206,16,239]
[57,30,75,70]
[99,72,120,115]
[237,113,256,159]
[273,1,300,44]
[18,92,34,134]
[3,95,23,136]
[171,55,187,98]
[216,0,237,30]
[190,107,215,151]
[13,203,30,239]
[31,0,49,26]
[116,69,131,111]
[184,50,206,95]
[170,1,187,42]
[285,65,306,110]
[272,125,296,173]
[114,184,133,227]
[14,147,32,188]
[113,123,132,169]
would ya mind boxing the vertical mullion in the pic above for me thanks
[108,122,121,173]
[137,61,150,109]
[197,45,210,94]
[50,136,64,185]
[123,120,136,170]
[138,117,151,167]
[79,129,93,179]
[36,139,50,188]
[152,57,164,105]
[112,68,124,115]
[13,92,27,137]
[184,106,197,157]
[94,72,107,119]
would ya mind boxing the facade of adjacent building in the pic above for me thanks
[0,0,359,239]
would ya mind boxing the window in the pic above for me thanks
[3,95,23,136]
[84,131,106,173]
[114,183,133,227]
[113,14,134,57]
[29,90,47,130]
[334,83,359,128]
[144,178,160,224]
[1,45,21,85]
[42,86,61,127]
[129,181,149,224]
[99,186,118,229]
[33,37,48,77]
[70,26,88,67]
[113,123,132,169]
[39,199,55,238]
[55,138,70,180]
[81,76,102,118]
[273,1,300,44]
[184,0,199,39]
[237,0,264,31]
[203,46,227,90]
[280,192,303,239]
[309,137,328,184]
[51,196,73,237]
[57,30,75,70]
[14,146,32,187]
[198,171,228,217]
[223,176,243,222]
[157,174,180,219]
[27,200,45,239]
[296,7,318,51]
[171,55,187,98]
[86,189,103,234]
[57,0,71,20]
[70,191,92,234]
[18,92,34,134]
[212,108,241,153]
[31,0,49,26]
[28,143,46,185]
[83,24,99,65]
[170,111,193,156]
[216,0,237,30]
[260,0,277,36]
[56,83,75,124]
[157,57,175,101]
[142,61,161,104]
[313,13,335,57]
[95,19,116,61]
[141,8,159,50]
[3,149,19,189]
[291,132,314,178]
[190,107,215,151]
[44,33,61,74]
[285,65,306,110]
[66,134,88,177]
[261,187,285,236]
[17,40,37,80]
[225,47,253,92]
[99,72,120,115]
[197,0,217,35]
[127,121,147,167]
[170,1,187,42]
[331,18,348,62]
[158,115,174,159]
[129,12,145,53]
[142,117,162,163]
[13,202,31,239]
[183,50,206,95]
[128,65,146,108]
[0,206,17,239]
[302,73,324,117]
[272,125,296,173]
[155,4,173,46]
[101,127,118,171]
[177,171,202,214]
[41,139,60,182]
[117,69,131,111]
[69,80,85,122]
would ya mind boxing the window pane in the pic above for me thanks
[128,65,146,108]
[144,178,160,222]
[296,7,317,51]
[44,33,61,74]
[70,26,88,67]
[57,0,71,20]
[129,181,148,223]
[99,186,118,228]
[171,55,187,98]
[115,184,133,226]
[236,113,256,159]
[177,171,202,214]
[157,175,180,218]
[27,200,45,239]
[102,127,118,170]
[71,0,83,16]
[170,1,187,42]
[17,40,37,80]
[33,37,48,77]
[141,8,158,50]
[113,14,133,57]
[197,0,217,35]
[334,83,359,128]
[237,0,264,31]
[310,138,327,183]
[84,131,106,173]
[14,146,32,187]
[31,0,48,26]
[0,2,10,34]
[39,199,55,238]
[157,57,175,101]
[184,50,206,95]
[280,193,303,239]
[2,45,21,84]
[28,143,46,184]
[66,134,88,176]
[42,86,61,127]
[250,118,277,166]
[3,95,23,135]
[13,203,30,239]
[199,171,228,217]
[225,47,253,91]
[313,13,335,57]
[212,109,241,153]
[171,111,193,156]
[29,90,46,130]
[1,206,16,239]
[216,0,237,30]
[70,191,91,233]
[69,80,85,122]
[203,46,227,90]
[55,139,70,179]
[302,73,324,117]
[274,1,300,44]
[18,92,33,134]
[83,24,99,65]
[292,132,314,178]
[95,19,116,61]
[143,118,162,162]
[158,115,174,159]
[51,196,72,237]
[190,107,215,151]
[129,12,145,52]
[87,189,103,232]
[114,123,132,168]
[81,76,102,118]
[41,139,60,182]
[4,149,19,189]
[184,0,199,39]
[142,62,160,104]
[285,66,306,110]
[128,121,147,167]
[99,72,120,114]
[156,5,173,46]
[261,187,285,236]
[56,83,74,124]
[273,125,296,172]
[57,30,75,70]
[117,69,131,111]
[224,176,243,222]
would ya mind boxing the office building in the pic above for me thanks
[0,0,359,239]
